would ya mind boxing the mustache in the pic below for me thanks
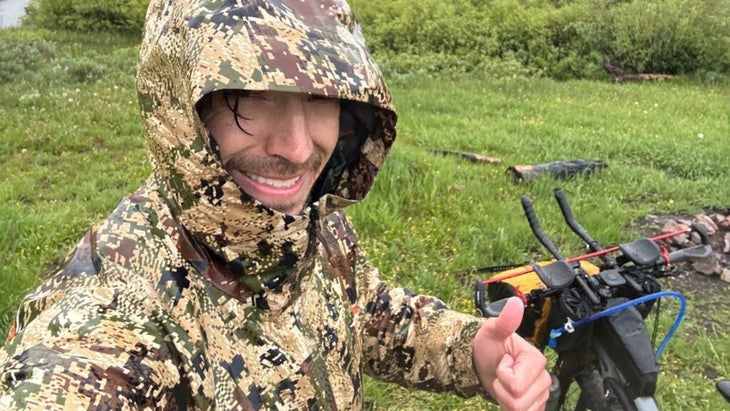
[223,148,326,176]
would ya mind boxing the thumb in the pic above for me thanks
[488,297,525,341]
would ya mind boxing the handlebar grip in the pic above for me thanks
[521,196,540,234]
[555,188,604,253]
[522,196,565,261]
[665,223,712,264]
[481,298,510,318]
[474,281,510,317]
[717,380,730,403]
[690,222,711,245]
[667,244,712,263]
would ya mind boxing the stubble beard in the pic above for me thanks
[223,148,327,214]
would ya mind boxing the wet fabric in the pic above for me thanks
[0,1,486,409]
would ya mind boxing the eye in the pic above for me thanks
[241,91,267,101]
[307,94,339,105]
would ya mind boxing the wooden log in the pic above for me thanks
[611,73,677,83]
[602,55,676,83]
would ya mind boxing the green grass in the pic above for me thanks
[348,74,730,410]
[1,27,729,410]
[0,28,146,330]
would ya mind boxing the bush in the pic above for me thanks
[350,0,730,79]
[23,0,148,35]
[605,0,730,74]
[0,36,56,83]
[351,0,502,76]
[50,56,109,83]
[0,30,138,87]
[15,0,730,79]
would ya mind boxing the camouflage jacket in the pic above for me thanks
[0,1,486,409]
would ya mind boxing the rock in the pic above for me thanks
[721,268,730,283]
[661,219,689,247]
[694,214,718,236]
[711,213,727,225]
[644,210,730,286]
[721,214,730,229]
[693,260,718,276]
[690,231,702,245]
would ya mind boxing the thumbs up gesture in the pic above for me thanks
[473,297,552,411]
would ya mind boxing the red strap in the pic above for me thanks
[660,245,671,266]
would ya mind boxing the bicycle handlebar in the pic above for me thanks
[718,380,730,403]
[554,188,605,254]
[474,189,715,411]
[522,196,565,261]
[474,190,712,319]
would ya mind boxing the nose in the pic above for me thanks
[265,98,313,165]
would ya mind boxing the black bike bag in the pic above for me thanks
[595,298,659,397]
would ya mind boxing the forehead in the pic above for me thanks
[200,90,340,110]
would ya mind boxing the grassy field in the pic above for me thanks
[1,28,729,410]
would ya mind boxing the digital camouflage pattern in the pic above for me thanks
[0,0,487,409]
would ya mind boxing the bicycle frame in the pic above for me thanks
[474,188,711,410]
[548,301,660,410]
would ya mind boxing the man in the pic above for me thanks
[0,1,550,409]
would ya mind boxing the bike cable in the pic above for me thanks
[548,291,687,359]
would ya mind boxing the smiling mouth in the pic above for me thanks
[245,172,300,189]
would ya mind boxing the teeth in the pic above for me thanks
[247,173,299,188]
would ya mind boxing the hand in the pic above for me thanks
[472,297,552,411]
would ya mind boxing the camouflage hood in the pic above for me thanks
[136,0,396,287]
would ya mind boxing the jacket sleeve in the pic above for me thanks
[356,259,488,398]
[330,213,487,398]
[0,269,186,410]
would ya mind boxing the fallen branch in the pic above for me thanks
[611,73,677,83]
[602,55,677,83]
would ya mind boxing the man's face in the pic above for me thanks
[201,90,341,215]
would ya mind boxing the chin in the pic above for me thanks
[265,201,306,216]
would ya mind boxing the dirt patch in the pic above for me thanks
[663,270,729,336]
[632,212,730,383]
[633,211,730,288]
[632,212,730,346]
[662,269,730,297]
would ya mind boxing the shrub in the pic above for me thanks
[0,31,137,87]
[15,0,730,79]
[23,0,148,35]
[0,36,56,83]
[605,0,730,74]
[351,0,730,79]
[50,56,109,83]
[351,0,501,76]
